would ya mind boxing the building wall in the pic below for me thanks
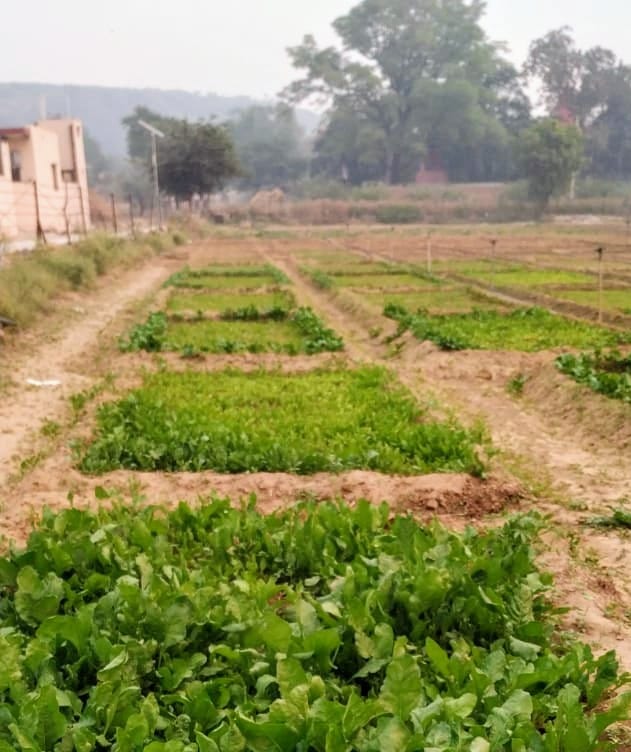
[0,141,18,238]
[0,119,91,240]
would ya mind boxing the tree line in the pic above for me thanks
[89,0,631,212]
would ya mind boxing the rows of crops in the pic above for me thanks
[301,250,631,401]
[3,244,630,751]
[1,500,629,751]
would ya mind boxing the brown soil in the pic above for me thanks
[4,470,520,548]
[2,226,631,675]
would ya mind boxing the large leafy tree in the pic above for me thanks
[518,119,584,213]
[158,120,241,202]
[228,105,308,189]
[525,27,619,128]
[123,109,241,202]
[284,0,519,184]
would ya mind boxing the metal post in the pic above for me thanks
[129,194,135,238]
[77,183,88,235]
[596,246,604,324]
[426,231,433,275]
[490,238,498,283]
[33,180,46,245]
[110,193,118,234]
[151,134,162,229]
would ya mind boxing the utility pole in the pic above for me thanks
[138,119,165,230]
[596,246,605,325]
[490,238,498,283]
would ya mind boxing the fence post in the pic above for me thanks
[110,193,118,234]
[77,184,88,235]
[129,194,135,238]
[33,180,46,245]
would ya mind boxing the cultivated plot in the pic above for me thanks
[79,366,486,476]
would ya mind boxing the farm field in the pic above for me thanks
[1,224,631,749]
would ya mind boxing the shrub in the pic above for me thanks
[375,204,423,224]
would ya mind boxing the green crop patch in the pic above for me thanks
[308,262,408,276]
[165,264,289,290]
[333,273,436,288]
[164,319,305,353]
[554,288,631,315]
[167,290,296,314]
[386,305,631,352]
[120,307,343,356]
[363,287,506,314]
[0,500,628,751]
[557,349,631,403]
[434,260,521,275]
[461,267,596,288]
[80,366,485,475]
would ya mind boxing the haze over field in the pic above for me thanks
[0,0,628,97]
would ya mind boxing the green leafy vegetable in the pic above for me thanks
[0,500,628,750]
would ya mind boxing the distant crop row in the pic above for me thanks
[120,306,343,356]
[557,349,631,403]
[384,304,629,352]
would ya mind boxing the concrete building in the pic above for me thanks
[0,118,90,241]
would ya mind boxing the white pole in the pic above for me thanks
[426,232,433,275]
[597,247,604,325]
[151,134,162,229]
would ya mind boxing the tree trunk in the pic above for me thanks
[385,146,403,185]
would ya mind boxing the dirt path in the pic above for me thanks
[0,252,186,487]
[261,237,631,669]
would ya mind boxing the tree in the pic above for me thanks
[525,27,618,128]
[284,0,515,184]
[122,110,241,203]
[518,119,583,213]
[122,107,175,162]
[158,120,241,203]
[228,105,308,189]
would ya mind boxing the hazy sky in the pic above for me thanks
[2,0,629,98]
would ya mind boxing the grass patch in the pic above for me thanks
[386,305,630,352]
[0,233,172,326]
[333,273,435,288]
[554,288,631,314]
[120,308,343,355]
[556,349,631,403]
[166,290,295,314]
[165,319,304,353]
[461,268,596,288]
[1,501,628,749]
[364,287,505,314]
[166,274,281,291]
[80,366,486,475]
[587,508,631,528]
[165,265,288,289]
[309,262,408,276]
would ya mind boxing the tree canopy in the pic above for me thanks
[518,119,584,213]
[284,0,526,184]
[228,105,308,189]
[122,107,241,201]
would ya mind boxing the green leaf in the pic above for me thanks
[342,692,387,739]
[373,718,410,752]
[444,692,477,720]
[277,658,307,699]
[380,654,422,720]
[14,567,64,627]
[425,638,451,679]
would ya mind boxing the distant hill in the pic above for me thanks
[0,82,319,158]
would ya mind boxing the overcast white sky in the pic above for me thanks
[1,0,629,98]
